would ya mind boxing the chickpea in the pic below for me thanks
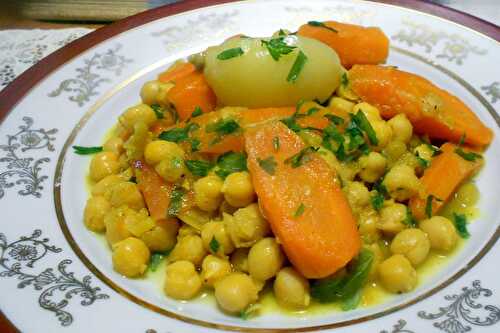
[388,114,413,143]
[105,207,133,246]
[391,229,430,266]
[201,221,234,256]
[219,200,238,215]
[231,248,249,273]
[344,181,370,214]
[221,172,255,208]
[413,144,433,162]
[92,174,127,196]
[144,140,185,166]
[123,208,155,237]
[156,82,175,104]
[214,273,258,313]
[358,152,387,183]
[365,243,385,281]
[378,254,417,293]
[102,136,124,155]
[119,104,156,129]
[372,120,393,150]
[155,156,186,183]
[353,102,382,123]
[84,196,111,232]
[201,255,232,287]
[248,238,284,281]
[141,218,180,252]
[273,267,310,310]
[359,208,381,244]
[112,237,150,278]
[194,175,224,212]
[383,164,421,201]
[419,216,458,252]
[377,202,407,235]
[140,80,161,105]
[396,152,420,170]
[89,151,120,182]
[108,181,145,210]
[225,203,270,248]
[164,261,202,300]
[169,234,207,266]
[329,97,355,113]
[383,141,407,167]
[177,224,199,239]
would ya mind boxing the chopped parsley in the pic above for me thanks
[273,136,280,151]
[341,72,349,87]
[190,138,201,152]
[151,104,164,119]
[453,213,470,238]
[159,123,199,143]
[217,47,244,60]
[306,107,320,116]
[214,152,247,179]
[294,203,305,218]
[403,207,417,227]
[425,195,442,218]
[284,146,319,168]
[209,237,220,253]
[454,148,482,161]
[206,118,240,145]
[73,145,103,155]
[287,50,308,83]
[239,304,260,320]
[311,248,373,305]
[415,154,429,168]
[426,143,442,157]
[185,159,213,177]
[373,178,389,196]
[167,186,185,217]
[191,106,203,117]
[149,251,171,272]
[257,156,277,175]
[261,37,296,61]
[324,114,344,125]
[371,191,385,211]
[307,21,339,33]
[351,111,378,145]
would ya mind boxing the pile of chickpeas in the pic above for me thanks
[83,70,462,316]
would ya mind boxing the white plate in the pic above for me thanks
[0,1,499,332]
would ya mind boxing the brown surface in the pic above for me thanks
[0,0,498,331]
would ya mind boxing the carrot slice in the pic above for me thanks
[245,121,361,278]
[297,21,389,68]
[158,62,196,83]
[165,71,217,121]
[409,143,483,220]
[349,65,494,147]
[133,160,173,221]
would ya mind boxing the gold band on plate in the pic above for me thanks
[53,48,500,332]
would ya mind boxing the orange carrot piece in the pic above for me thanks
[158,62,196,83]
[245,121,361,278]
[349,65,493,147]
[165,71,217,121]
[409,143,483,220]
[297,21,389,68]
[133,160,173,221]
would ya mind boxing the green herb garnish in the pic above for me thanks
[341,289,362,311]
[351,111,378,145]
[257,156,277,175]
[403,207,417,227]
[324,114,345,125]
[416,154,429,168]
[311,248,373,305]
[341,72,349,87]
[159,123,199,143]
[151,104,165,119]
[426,143,442,157]
[209,237,220,253]
[206,118,240,136]
[287,50,308,83]
[149,251,171,272]
[185,160,213,177]
[454,148,482,161]
[294,203,305,218]
[371,191,384,211]
[73,145,103,155]
[167,186,185,217]
[261,37,297,61]
[214,152,247,179]
[306,107,320,116]
[453,213,470,238]
[190,138,201,152]
[425,194,442,218]
[307,21,338,33]
[217,47,244,60]
[284,146,319,168]
[273,136,280,151]
[191,106,203,117]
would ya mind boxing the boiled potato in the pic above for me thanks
[204,35,341,107]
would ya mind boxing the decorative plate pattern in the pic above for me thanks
[0,1,498,332]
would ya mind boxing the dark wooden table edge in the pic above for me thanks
[0,1,498,332]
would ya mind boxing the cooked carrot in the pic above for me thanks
[158,62,196,83]
[297,21,389,68]
[349,65,494,147]
[409,143,483,220]
[133,160,173,221]
[165,71,217,121]
[245,121,361,278]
